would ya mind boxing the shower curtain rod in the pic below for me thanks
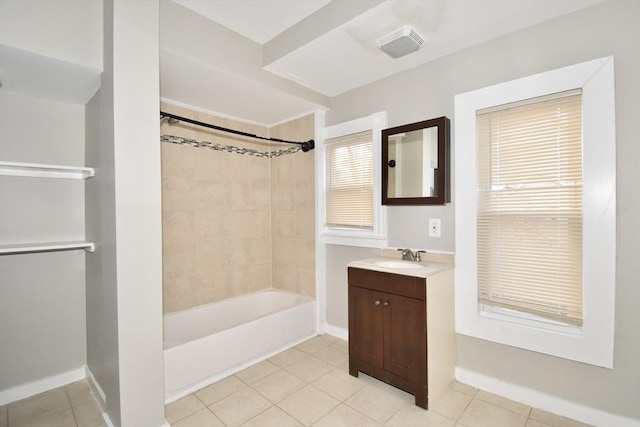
[160,111,315,152]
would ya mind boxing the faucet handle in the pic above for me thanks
[415,250,427,262]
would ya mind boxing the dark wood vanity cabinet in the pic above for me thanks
[348,266,455,410]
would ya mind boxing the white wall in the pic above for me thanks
[86,1,165,425]
[0,0,102,71]
[110,1,164,424]
[325,0,639,421]
[0,91,87,392]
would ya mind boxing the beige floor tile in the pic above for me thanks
[430,389,473,421]
[457,399,527,427]
[0,405,7,427]
[295,336,332,354]
[72,400,105,427]
[251,369,306,403]
[450,381,478,397]
[357,373,415,402]
[526,420,554,427]
[312,369,367,401]
[318,334,346,345]
[529,409,593,427]
[268,347,308,368]
[8,389,71,426]
[278,385,340,426]
[312,344,348,367]
[386,404,455,427]
[65,381,97,408]
[10,407,76,427]
[208,386,271,426]
[165,394,206,424]
[241,405,303,427]
[313,403,382,427]
[235,360,281,385]
[475,390,531,417]
[285,355,333,382]
[336,361,350,374]
[345,384,406,424]
[195,376,246,405]
[172,408,225,427]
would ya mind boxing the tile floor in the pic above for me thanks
[0,335,592,427]
[0,379,103,427]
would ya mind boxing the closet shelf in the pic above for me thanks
[0,161,95,179]
[0,241,95,255]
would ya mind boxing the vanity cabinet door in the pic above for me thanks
[350,286,385,369]
[383,293,426,382]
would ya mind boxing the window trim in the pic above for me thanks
[454,57,616,368]
[320,111,387,247]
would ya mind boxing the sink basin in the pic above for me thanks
[372,260,427,269]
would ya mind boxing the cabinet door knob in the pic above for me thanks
[383,301,390,307]
[374,300,381,306]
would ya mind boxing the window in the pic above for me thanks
[320,112,387,247]
[455,57,616,368]
[476,91,583,326]
[325,130,374,230]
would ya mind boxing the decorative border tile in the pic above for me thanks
[161,135,301,158]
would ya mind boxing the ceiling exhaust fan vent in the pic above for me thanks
[376,25,425,59]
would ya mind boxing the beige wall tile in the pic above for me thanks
[162,108,315,313]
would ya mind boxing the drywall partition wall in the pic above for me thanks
[0,90,87,394]
[111,0,164,425]
[85,87,121,419]
[160,102,272,313]
[325,0,639,422]
[269,114,316,298]
[85,0,165,425]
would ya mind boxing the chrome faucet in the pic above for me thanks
[398,248,416,261]
[398,248,427,262]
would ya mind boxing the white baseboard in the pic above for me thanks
[456,367,640,427]
[102,412,116,427]
[323,324,348,341]
[85,367,107,405]
[0,366,86,405]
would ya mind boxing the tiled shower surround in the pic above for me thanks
[160,103,315,314]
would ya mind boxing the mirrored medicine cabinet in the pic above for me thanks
[382,116,450,205]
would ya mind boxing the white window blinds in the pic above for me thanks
[325,130,374,230]
[476,91,583,326]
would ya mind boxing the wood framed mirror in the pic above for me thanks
[382,116,450,205]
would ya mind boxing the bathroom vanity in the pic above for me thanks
[347,256,455,409]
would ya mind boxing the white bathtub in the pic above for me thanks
[163,289,316,401]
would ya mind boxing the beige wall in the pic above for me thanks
[161,104,316,313]
[270,115,316,298]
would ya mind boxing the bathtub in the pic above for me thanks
[163,289,316,401]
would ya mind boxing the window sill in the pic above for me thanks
[321,231,387,248]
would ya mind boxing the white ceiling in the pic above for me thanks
[163,0,603,125]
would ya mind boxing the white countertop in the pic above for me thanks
[348,257,453,279]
